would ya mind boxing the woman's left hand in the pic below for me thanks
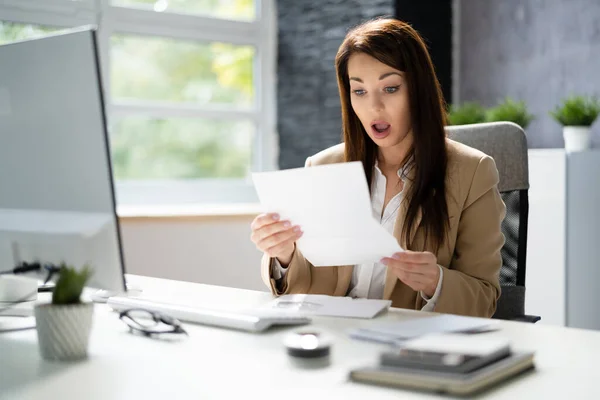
[381,251,440,297]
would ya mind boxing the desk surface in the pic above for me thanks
[2,275,600,399]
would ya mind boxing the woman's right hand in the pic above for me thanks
[251,213,303,267]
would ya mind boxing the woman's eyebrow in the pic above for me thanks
[349,72,402,83]
[379,72,402,80]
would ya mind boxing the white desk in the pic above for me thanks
[2,275,600,399]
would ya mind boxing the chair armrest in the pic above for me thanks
[512,314,541,323]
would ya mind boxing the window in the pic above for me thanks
[111,116,254,179]
[0,0,276,206]
[111,0,255,20]
[0,21,58,44]
[110,35,255,107]
[110,34,256,181]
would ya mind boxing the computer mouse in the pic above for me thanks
[284,330,332,359]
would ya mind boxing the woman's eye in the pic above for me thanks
[352,89,366,96]
[385,86,400,94]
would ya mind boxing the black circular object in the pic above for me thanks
[283,331,332,359]
[286,345,330,358]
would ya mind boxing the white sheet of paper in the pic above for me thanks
[252,162,403,266]
[349,314,501,343]
[263,294,391,319]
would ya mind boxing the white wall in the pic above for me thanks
[526,150,565,326]
[119,215,266,292]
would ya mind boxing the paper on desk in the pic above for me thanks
[251,162,402,266]
[263,294,391,319]
[348,314,501,344]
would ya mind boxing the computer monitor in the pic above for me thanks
[0,27,126,292]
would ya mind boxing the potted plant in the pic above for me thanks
[34,264,94,361]
[447,102,486,125]
[550,95,600,152]
[486,97,534,129]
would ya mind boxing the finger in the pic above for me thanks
[392,251,434,263]
[393,269,422,285]
[381,258,427,273]
[395,270,428,290]
[403,272,429,285]
[263,229,303,255]
[392,262,438,278]
[389,267,429,282]
[392,251,435,264]
[258,226,302,251]
[254,220,295,243]
[265,235,302,257]
[388,261,422,273]
[251,213,280,231]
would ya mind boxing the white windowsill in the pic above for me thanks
[117,203,263,219]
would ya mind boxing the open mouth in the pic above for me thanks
[371,121,391,138]
[373,123,390,133]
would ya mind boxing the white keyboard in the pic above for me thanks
[106,296,311,333]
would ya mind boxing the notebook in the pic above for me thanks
[380,333,512,374]
[349,351,535,396]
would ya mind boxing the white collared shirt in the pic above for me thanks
[272,163,443,311]
[346,163,403,299]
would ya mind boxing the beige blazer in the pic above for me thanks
[261,139,505,318]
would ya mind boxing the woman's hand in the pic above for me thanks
[250,213,303,267]
[381,251,440,297]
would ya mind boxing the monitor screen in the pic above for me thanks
[0,27,126,292]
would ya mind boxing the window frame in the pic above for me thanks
[0,0,277,206]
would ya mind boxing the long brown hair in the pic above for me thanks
[335,18,449,251]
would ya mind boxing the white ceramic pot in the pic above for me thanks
[34,302,94,361]
[563,126,591,152]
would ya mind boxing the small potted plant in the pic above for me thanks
[550,95,600,152]
[447,102,487,125]
[486,97,534,129]
[34,264,94,361]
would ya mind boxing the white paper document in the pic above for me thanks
[251,162,403,266]
[349,314,501,344]
[263,294,391,319]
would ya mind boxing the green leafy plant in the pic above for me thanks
[52,264,93,305]
[447,102,487,125]
[486,97,534,129]
[550,95,600,127]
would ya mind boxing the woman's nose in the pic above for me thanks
[369,94,384,112]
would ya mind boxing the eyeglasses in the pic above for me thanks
[119,308,188,338]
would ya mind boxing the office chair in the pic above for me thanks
[446,122,541,323]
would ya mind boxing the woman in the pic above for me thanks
[250,18,505,318]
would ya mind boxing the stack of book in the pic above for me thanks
[349,333,535,396]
